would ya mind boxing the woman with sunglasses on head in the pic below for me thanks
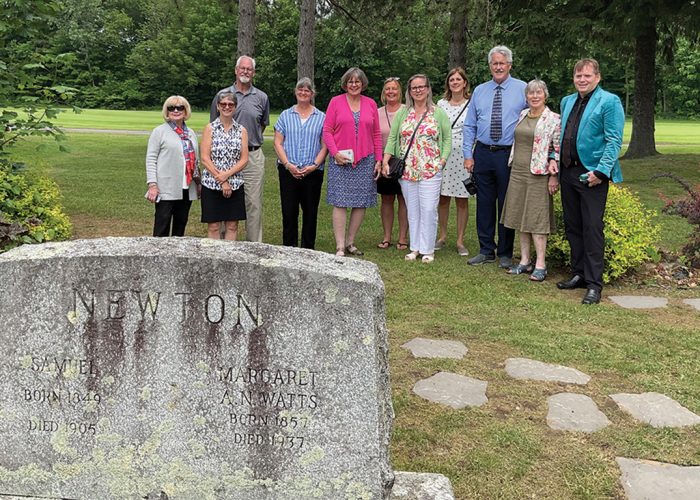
[273,78,328,249]
[436,67,473,256]
[322,67,383,257]
[199,91,249,240]
[382,74,451,263]
[376,77,409,251]
[145,95,200,237]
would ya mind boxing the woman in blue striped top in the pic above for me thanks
[273,78,328,249]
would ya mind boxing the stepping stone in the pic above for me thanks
[683,298,700,311]
[608,295,668,309]
[505,357,591,385]
[391,471,455,500]
[402,338,468,359]
[413,372,487,409]
[610,392,700,428]
[547,393,611,433]
[617,457,700,500]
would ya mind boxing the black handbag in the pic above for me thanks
[386,110,427,180]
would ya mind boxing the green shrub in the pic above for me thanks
[548,184,660,283]
[0,164,72,251]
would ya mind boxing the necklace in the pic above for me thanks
[296,105,313,119]
[528,109,544,119]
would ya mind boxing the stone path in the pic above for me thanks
[609,295,668,309]
[402,338,467,359]
[412,372,488,409]
[505,357,591,385]
[390,472,455,500]
[617,458,700,500]
[608,294,700,311]
[611,392,700,428]
[404,337,700,498]
[547,393,611,433]
[683,298,700,311]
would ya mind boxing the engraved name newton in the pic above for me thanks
[71,287,262,325]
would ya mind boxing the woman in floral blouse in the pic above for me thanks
[382,74,451,263]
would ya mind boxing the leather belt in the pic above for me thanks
[476,141,511,152]
[248,145,261,151]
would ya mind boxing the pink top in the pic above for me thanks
[323,94,383,166]
[378,104,405,148]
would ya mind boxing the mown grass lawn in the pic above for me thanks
[8,117,700,499]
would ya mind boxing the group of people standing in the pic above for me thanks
[145,45,624,304]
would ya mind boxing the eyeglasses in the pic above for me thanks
[238,67,254,73]
[409,85,428,92]
[219,102,235,109]
[167,105,185,112]
[384,77,400,83]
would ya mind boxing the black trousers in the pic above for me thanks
[153,189,192,237]
[560,164,609,291]
[277,165,323,249]
[473,144,514,258]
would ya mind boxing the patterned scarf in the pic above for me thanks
[169,121,197,184]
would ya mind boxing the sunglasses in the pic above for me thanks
[384,77,400,83]
[167,105,185,112]
[219,102,236,109]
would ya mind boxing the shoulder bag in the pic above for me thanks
[386,110,428,180]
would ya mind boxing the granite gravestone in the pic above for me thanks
[0,238,394,499]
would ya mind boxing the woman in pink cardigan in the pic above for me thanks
[322,67,383,257]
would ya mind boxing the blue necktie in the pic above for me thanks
[490,85,503,143]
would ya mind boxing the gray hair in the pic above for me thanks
[525,79,549,99]
[488,45,513,64]
[217,91,238,107]
[236,55,256,70]
[405,74,434,112]
[340,67,368,92]
[296,77,315,94]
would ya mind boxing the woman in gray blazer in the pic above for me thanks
[145,95,200,236]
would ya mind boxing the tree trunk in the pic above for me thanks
[448,0,468,69]
[624,18,658,159]
[297,0,315,83]
[237,0,256,58]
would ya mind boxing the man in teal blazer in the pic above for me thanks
[552,58,625,304]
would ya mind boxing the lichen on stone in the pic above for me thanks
[299,446,325,466]
[50,424,77,458]
[139,386,152,401]
[324,287,338,303]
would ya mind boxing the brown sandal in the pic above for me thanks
[396,242,408,250]
[377,240,391,249]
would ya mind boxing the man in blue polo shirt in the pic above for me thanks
[463,45,527,268]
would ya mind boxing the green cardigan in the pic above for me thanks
[383,105,452,162]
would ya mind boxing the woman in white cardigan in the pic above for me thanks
[145,95,200,236]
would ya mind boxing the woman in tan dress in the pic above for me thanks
[501,79,560,281]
